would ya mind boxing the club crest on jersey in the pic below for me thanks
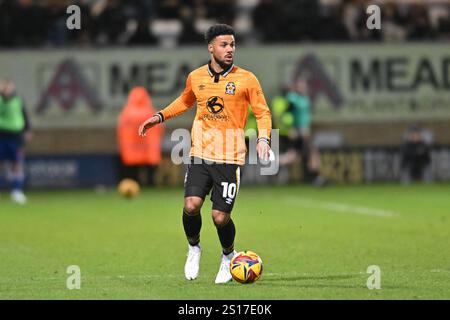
[225,82,236,95]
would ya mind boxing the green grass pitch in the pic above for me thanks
[1,183,449,299]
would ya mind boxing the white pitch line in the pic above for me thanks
[430,269,450,274]
[285,197,398,218]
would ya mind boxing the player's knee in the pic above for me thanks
[212,211,230,227]
[184,197,203,215]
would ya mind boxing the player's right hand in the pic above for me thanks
[138,115,160,137]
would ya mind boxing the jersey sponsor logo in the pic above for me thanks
[204,96,229,121]
[198,84,206,91]
[202,113,230,121]
[225,82,236,95]
[206,96,224,114]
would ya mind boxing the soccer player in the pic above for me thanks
[138,24,272,284]
[0,79,30,204]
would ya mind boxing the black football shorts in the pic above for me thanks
[184,157,242,213]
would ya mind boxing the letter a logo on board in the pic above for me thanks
[36,59,101,114]
[291,54,344,109]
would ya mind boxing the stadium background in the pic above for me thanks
[1,0,450,300]
[1,0,450,188]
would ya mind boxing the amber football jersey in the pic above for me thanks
[159,63,272,165]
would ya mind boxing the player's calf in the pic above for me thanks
[183,197,204,280]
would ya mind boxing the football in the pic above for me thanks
[230,251,263,284]
[117,178,140,198]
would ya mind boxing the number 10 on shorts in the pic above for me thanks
[221,182,237,199]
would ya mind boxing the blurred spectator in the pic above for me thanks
[436,5,450,39]
[117,87,164,186]
[10,0,47,47]
[342,0,363,40]
[178,2,203,44]
[1,0,450,47]
[280,0,321,41]
[407,3,435,40]
[0,0,15,46]
[157,0,182,19]
[128,19,157,45]
[92,0,127,45]
[0,78,31,204]
[279,77,326,187]
[204,0,236,26]
[271,86,292,153]
[316,2,349,41]
[400,125,432,184]
[252,0,283,43]
[382,1,407,42]
[45,1,71,46]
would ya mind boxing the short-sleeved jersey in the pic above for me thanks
[159,63,272,165]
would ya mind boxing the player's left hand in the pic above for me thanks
[257,139,270,162]
[138,115,160,137]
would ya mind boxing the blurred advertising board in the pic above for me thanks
[0,148,448,189]
[0,44,449,129]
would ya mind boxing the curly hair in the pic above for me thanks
[204,24,235,44]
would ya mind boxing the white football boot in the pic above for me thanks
[214,250,237,284]
[11,190,27,205]
[184,244,201,280]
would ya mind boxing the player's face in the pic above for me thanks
[2,81,15,98]
[295,79,308,94]
[209,35,235,69]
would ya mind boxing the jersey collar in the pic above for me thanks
[207,61,234,82]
